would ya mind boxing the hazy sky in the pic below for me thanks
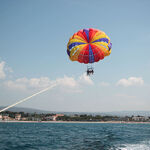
[0,0,150,112]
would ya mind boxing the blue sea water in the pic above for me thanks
[0,122,150,150]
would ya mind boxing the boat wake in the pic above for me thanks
[116,140,150,150]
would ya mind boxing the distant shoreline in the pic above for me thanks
[0,120,150,124]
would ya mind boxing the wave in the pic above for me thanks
[116,140,150,150]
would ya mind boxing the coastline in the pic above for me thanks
[0,120,150,124]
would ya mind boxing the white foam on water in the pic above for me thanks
[116,140,150,150]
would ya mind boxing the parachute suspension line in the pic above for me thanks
[67,28,112,76]
[0,83,57,113]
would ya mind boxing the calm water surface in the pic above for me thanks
[0,122,150,150]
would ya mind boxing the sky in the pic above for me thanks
[0,0,150,112]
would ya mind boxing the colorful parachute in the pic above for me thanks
[67,28,112,64]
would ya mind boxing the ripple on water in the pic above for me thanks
[0,122,150,150]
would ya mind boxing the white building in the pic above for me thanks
[52,114,64,121]
[3,114,10,121]
[15,114,21,120]
[132,116,149,121]
[0,114,2,121]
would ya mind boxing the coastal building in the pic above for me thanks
[3,114,10,121]
[132,116,149,122]
[15,114,21,120]
[45,116,53,121]
[52,114,64,121]
[0,114,2,121]
[21,117,27,121]
[31,117,41,121]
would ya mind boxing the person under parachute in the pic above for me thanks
[67,28,112,76]
[87,66,94,76]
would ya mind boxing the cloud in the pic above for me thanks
[3,74,93,91]
[0,61,6,79]
[4,77,53,91]
[78,73,94,85]
[116,77,144,87]
[56,76,77,87]
[99,82,110,87]
[5,66,13,73]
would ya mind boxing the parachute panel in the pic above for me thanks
[67,28,112,64]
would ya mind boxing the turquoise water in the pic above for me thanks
[0,122,150,150]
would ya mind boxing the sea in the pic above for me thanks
[0,122,150,150]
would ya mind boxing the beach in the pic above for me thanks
[1,120,150,124]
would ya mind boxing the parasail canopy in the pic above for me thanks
[67,28,112,64]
